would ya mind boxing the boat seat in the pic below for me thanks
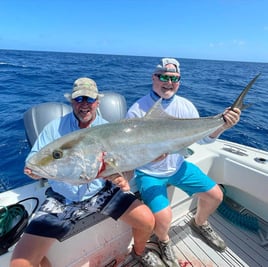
[24,102,72,147]
[23,92,127,147]
[23,92,128,241]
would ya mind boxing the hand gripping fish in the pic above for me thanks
[26,74,261,184]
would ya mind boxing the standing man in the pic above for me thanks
[10,77,164,267]
[126,58,241,267]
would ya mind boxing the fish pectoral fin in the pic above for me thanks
[105,157,124,178]
[79,173,91,182]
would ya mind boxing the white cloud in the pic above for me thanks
[209,42,224,47]
[232,40,245,46]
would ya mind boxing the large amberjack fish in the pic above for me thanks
[26,74,260,184]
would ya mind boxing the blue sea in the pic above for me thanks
[0,49,267,192]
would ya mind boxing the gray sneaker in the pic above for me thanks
[131,247,165,267]
[158,240,180,267]
[189,217,226,252]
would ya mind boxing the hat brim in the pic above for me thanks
[71,89,103,99]
[64,92,104,103]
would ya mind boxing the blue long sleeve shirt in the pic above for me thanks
[26,112,108,203]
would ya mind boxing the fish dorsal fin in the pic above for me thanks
[144,98,175,119]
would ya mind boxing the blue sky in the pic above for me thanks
[1,0,268,63]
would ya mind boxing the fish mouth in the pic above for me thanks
[26,162,54,179]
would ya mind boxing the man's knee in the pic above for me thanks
[200,184,223,204]
[214,184,224,203]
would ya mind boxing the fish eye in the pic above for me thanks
[52,149,63,159]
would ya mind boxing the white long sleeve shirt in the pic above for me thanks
[126,92,216,177]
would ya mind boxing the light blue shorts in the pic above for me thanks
[135,161,216,213]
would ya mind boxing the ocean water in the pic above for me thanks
[0,50,267,192]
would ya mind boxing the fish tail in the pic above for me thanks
[231,73,261,111]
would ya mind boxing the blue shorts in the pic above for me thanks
[25,181,136,240]
[135,161,216,213]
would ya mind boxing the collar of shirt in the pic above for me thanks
[150,89,175,104]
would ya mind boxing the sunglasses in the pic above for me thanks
[74,96,97,104]
[156,74,181,83]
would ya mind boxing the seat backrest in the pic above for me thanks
[23,92,127,147]
[23,102,72,147]
[98,92,127,123]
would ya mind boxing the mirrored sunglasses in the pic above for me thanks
[156,74,181,83]
[74,96,97,104]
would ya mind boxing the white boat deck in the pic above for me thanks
[119,209,268,267]
[171,211,268,267]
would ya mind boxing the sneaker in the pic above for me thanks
[158,240,180,267]
[131,247,165,267]
[189,217,226,252]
